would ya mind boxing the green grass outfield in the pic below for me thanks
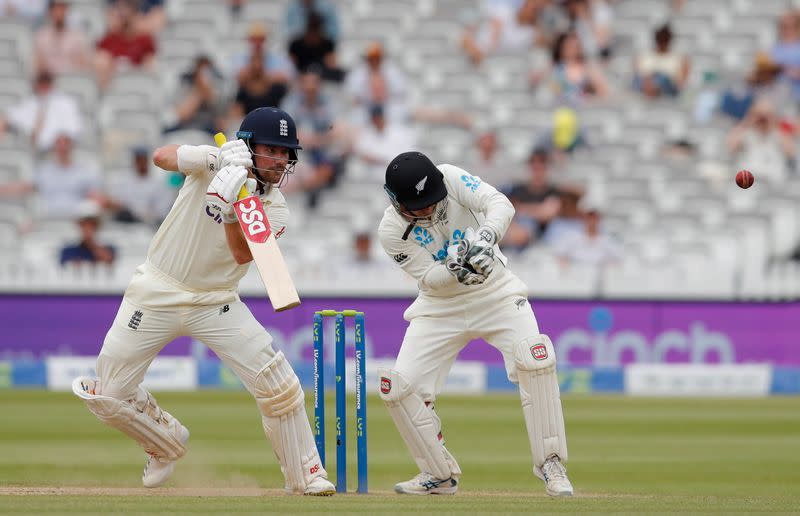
[1,391,798,514]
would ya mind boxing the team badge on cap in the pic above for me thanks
[415,176,427,195]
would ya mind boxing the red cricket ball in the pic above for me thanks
[736,170,755,189]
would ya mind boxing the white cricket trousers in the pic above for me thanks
[394,272,540,401]
[97,295,274,401]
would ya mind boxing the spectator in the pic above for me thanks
[0,70,82,153]
[286,0,339,42]
[105,145,173,226]
[771,11,800,102]
[228,0,245,18]
[461,0,540,65]
[352,104,416,182]
[718,53,787,122]
[501,148,564,250]
[534,107,588,159]
[353,231,373,263]
[0,0,47,21]
[59,201,116,266]
[34,0,91,75]
[38,134,105,219]
[345,42,408,124]
[288,11,344,82]
[469,128,501,179]
[0,134,102,220]
[634,24,689,98]
[281,68,347,208]
[231,21,292,86]
[107,0,166,35]
[349,230,392,271]
[466,128,521,188]
[563,0,613,59]
[693,70,722,124]
[532,0,570,49]
[542,189,583,244]
[533,31,608,104]
[166,55,223,135]
[95,0,156,89]
[329,230,397,285]
[727,99,795,185]
[229,52,289,124]
[553,197,622,267]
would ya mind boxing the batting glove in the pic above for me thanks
[206,165,255,224]
[216,139,253,172]
[445,244,486,286]
[458,226,496,277]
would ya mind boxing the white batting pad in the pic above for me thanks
[254,352,325,493]
[378,368,461,480]
[72,376,188,461]
[513,334,568,467]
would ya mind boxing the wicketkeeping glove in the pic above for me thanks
[215,139,253,172]
[458,226,496,277]
[445,244,486,286]
[206,164,255,223]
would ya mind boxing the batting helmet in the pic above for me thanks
[236,107,302,162]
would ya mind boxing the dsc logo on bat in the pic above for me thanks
[234,197,271,244]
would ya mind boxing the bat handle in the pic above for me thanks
[216,132,250,200]
[214,132,227,148]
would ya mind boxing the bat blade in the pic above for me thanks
[215,132,300,312]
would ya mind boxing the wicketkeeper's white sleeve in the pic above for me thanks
[378,217,458,290]
[438,164,515,242]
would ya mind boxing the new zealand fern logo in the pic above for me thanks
[413,226,433,246]
[460,174,481,192]
[415,176,428,195]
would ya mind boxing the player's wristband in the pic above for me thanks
[177,145,215,175]
[221,210,238,224]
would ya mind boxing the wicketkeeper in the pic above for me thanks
[378,151,573,496]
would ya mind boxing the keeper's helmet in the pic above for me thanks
[236,107,302,187]
[384,151,448,227]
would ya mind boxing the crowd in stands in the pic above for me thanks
[0,0,798,280]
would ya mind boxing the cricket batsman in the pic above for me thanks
[378,151,573,496]
[71,107,335,496]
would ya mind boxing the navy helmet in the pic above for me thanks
[236,107,302,188]
[236,107,302,162]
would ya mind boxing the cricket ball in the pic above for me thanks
[736,170,754,189]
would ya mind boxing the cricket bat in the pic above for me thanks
[215,132,301,312]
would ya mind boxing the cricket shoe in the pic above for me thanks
[534,455,573,497]
[394,472,458,495]
[303,477,336,496]
[142,425,190,488]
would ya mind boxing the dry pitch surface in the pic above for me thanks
[1,391,798,513]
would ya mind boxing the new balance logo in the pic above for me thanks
[219,304,230,315]
[128,310,143,330]
[279,119,288,136]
